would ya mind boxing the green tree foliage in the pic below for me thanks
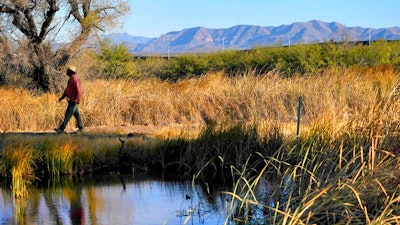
[93,41,138,79]
[161,54,210,80]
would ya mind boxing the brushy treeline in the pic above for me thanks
[1,40,400,87]
[157,40,400,80]
[89,40,400,80]
[80,40,400,81]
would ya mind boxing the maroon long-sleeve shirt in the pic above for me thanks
[62,74,82,103]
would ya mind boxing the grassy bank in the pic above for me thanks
[1,66,399,133]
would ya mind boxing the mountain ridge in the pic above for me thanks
[106,20,400,54]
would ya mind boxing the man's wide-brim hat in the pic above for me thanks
[67,65,76,73]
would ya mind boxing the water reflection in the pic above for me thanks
[0,174,228,225]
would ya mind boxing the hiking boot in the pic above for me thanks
[72,128,85,134]
[54,128,65,134]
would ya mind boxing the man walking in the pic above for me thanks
[55,65,85,134]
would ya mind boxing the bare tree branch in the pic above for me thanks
[38,0,59,42]
[68,0,82,22]
[0,0,129,91]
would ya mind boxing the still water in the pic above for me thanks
[0,174,229,225]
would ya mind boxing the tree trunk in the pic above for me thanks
[31,44,51,92]
[32,65,50,92]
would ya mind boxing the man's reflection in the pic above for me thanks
[69,177,85,225]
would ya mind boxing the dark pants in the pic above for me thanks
[59,101,84,130]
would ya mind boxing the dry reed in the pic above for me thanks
[2,66,400,224]
[1,66,399,138]
[45,140,78,175]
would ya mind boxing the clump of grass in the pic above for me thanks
[1,145,36,179]
[184,121,262,173]
[43,140,78,176]
[86,138,123,172]
[0,144,36,225]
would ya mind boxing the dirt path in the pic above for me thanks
[2,124,203,138]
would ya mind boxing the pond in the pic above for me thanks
[0,174,230,225]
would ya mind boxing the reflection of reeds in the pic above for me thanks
[13,194,28,225]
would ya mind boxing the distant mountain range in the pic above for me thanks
[104,20,400,55]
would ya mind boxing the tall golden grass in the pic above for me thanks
[44,140,78,175]
[2,66,400,224]
[1,66,399,137]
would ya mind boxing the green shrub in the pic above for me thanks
[92,40,139,79]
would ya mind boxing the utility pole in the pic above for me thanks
[296,96,302,148]
[368,27,371,46]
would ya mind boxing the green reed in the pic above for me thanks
[222,121,400,225]
[44,139,79,176]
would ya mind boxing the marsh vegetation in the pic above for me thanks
[1,41,400,224]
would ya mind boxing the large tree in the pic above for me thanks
[0,0,129,92]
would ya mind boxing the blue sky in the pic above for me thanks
[122,0,399,37]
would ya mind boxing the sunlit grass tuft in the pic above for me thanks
[1,145,36,179]
[44,140,77,176]
[0,145,36,225]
